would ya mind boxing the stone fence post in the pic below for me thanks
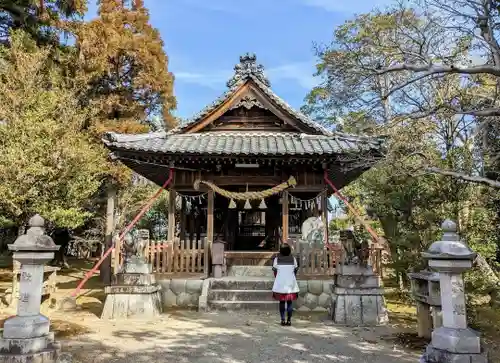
[0,214,61,363]
[421,219,487,363]
[211,240,225,278]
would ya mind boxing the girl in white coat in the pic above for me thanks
[272,244,299,326]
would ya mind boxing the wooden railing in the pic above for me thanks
[223,246,384,278]
[295,244,384,277]
[147,238,207,275]
[296,247,340,278]
[112,237,383,278]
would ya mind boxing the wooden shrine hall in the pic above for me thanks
[103,53,384,270]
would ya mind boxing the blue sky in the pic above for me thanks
[86,0,393,119]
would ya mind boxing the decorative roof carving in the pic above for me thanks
[226,53,270,88]
[229,95,267,111]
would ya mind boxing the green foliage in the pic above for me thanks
[305,6,500,294]
[0,0,87,47]
[329,217,350,232]
[0,30,108,228]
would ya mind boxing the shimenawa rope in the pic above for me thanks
[193,176,296,200]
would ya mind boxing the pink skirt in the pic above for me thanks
[272,292,298,301]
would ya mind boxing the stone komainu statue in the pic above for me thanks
[339,229,370,266]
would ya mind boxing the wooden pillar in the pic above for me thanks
[207,191,214,244]
[206,190,214,276]
[101,185,116,283]
[180,197,186,243]
[167,190,176,241]
[282,191,289,243]
[321,191,329,245]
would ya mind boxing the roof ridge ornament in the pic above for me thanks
[226,53,270,89]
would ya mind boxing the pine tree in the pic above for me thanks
[76,0,177,132]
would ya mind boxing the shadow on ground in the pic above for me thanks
[60,311,419,363]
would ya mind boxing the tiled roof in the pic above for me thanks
[103,131,384,157]
[167,53,331,136]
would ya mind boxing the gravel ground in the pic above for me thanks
[59,310,420,363]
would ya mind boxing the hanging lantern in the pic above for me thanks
[244,199,252,209]
[259,198,267,209]
[229,199,237,209]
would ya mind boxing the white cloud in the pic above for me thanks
[267,61,318,89]
[175,60,317,90]
[175,70,232,90]
[301,0,393,13]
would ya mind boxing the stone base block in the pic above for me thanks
[0,334,60,363]
[331,290,388,326]
[424,344,488,363]
[112,273,156,286]
[0,333,55,354]
[336,275,381,289]
[101,287,162,319]
[104,284,160,295]
[431,327,481,354]
[2,315,50,339]
[336,264,375,276]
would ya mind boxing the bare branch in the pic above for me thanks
[425,167,500,188]
[377,63,500,78]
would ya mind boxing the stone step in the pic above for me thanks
[210,279,274,290]
[208,300,279,311]
[208,289,274,301]
[226,266,274,278]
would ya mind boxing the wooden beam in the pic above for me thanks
[212,176,281,186]
[186,84,251,133]
[282,191,289,242]
[167,190,176,241]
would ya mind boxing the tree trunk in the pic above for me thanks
[52,228,71,269]
[474,253,500,307]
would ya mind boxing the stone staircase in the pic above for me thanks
[207,266,278,311]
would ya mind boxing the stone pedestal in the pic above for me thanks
[0,215,61,363]
[101,231,162,319]
[330,264,388,326]
[421,220,488,363]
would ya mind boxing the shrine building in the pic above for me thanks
[103,53,384,268]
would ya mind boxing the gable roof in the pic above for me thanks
[167,53,331,136]
[103,131,384,157]
[102,53,385,161]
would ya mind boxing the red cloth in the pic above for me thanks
[272,292,298,301]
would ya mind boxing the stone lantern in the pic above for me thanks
[421,219,487,363]
[0,214,61,363]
